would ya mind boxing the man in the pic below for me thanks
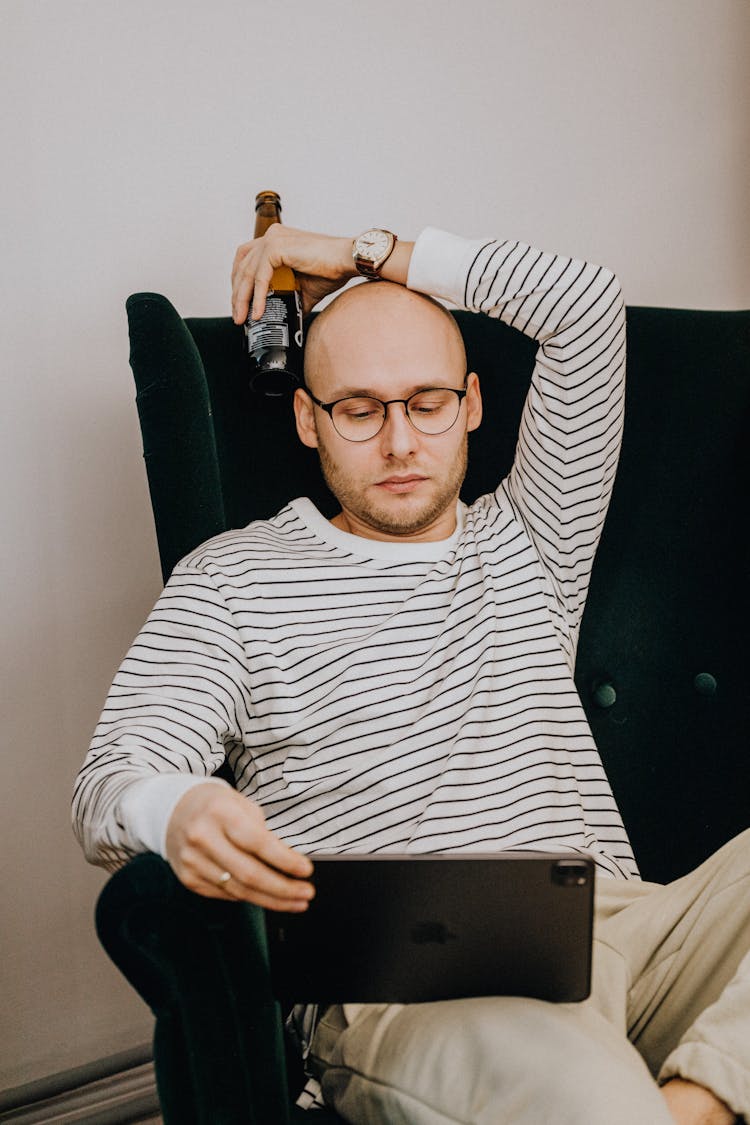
[73,222,749,1123]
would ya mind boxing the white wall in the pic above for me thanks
[1,0,748,1092]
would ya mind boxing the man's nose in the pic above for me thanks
[378,401,419,458]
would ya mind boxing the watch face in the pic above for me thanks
[356,228,392,262]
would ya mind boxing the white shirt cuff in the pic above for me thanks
[407,227,490,308]
[118,774,229,859]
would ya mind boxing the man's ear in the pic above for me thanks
[466,372,482,433]
[294,387,319,449]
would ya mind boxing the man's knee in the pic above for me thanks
[317,997,673,1124]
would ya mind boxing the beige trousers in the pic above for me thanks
[310,829,750,1124]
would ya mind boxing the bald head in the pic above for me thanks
[303,281,466,394]
[293,278,483,542]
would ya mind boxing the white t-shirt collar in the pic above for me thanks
[291,496,466,562]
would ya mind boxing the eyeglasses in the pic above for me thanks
[306,381,469,442]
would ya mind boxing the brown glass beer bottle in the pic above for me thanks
[245,190,304,395]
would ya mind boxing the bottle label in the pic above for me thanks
[248,294,290,349]
[244,288,304,393]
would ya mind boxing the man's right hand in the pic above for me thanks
[165,782,315,911]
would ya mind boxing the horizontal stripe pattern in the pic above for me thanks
[73,234,636,891]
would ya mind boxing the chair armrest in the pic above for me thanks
[95,853,291,1125]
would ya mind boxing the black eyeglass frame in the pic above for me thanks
[304,378,470,442]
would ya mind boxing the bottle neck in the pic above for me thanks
[254,205,281,239]
[251,194,297,291]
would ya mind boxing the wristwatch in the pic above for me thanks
[352,228,398,280]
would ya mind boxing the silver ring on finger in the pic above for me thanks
[216,870,232,888]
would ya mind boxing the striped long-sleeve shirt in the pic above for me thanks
[73,227,637,885]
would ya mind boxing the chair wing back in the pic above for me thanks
[576,308,750,880]
[126,294,750,883]
[126,294,227,575]
[127,293,339,581]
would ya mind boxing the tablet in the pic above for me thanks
[265,851,594,1005]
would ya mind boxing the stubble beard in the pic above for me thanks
[316,435,468,537]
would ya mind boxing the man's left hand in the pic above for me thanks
[231,225,355,323]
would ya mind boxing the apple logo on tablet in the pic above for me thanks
[410,921,458,945]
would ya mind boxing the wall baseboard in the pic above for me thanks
[0,1059,159,1125]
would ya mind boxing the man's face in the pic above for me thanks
[294,283,482,542]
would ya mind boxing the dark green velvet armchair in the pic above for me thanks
[95,294,750,1124]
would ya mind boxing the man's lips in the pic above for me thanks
[374,475,427,494]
